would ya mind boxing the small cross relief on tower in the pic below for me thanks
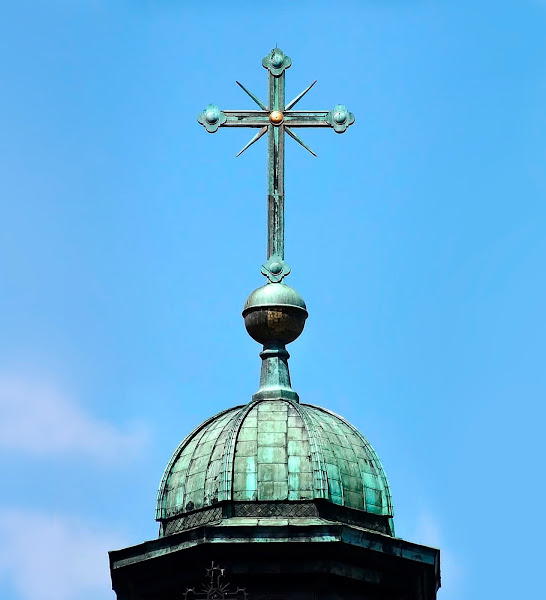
[184,562,247,600]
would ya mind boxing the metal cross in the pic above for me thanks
[183,562,247,600]
[198,47,355,283]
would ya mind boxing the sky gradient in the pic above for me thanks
[1,1,545,599]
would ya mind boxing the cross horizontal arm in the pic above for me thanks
[223,110,269,127]
[285,104,355,133]
[283,111,329,127]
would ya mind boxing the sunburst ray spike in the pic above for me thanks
[236,81,267,110]
[285,80,317,110]
[236,126,268,157]
[285,127,317,157]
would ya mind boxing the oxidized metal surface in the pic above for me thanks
[241,279,307,401]
[159,499,393,536]
[197,47,355,284]
[184,563,247,600]
[326,104,355,133]
[244,308,306,345]
[163,505,223,536]
[242,282,308,346]
[260,254,290,282]
[156,399,393,528]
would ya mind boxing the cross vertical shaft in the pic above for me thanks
[267,68,285,260]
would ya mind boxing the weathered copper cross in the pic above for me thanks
[198,47,354,282]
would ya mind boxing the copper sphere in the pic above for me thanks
[243,283,307,345]
[269,111,284,125]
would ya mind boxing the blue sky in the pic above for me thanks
[0,1,544,598]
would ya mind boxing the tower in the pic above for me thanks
[109,48,440,600]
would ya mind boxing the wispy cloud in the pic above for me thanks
[0,509,123,600]
[412,511,464,599]
[0,376,147,464]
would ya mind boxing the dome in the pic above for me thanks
[156,398,394,535]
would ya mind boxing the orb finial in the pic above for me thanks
[243,283,307,346]
[242,282,307,402]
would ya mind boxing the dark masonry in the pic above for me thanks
[109,47,440,600]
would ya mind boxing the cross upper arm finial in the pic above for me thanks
[198,47,355,282]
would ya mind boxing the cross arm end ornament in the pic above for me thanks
[197,104,226,133]
[326,105,355,133]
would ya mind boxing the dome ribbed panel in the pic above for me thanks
[157,406,241,519]
[229,400,315,502]
[219,400,259,502]
[300,405,392,516]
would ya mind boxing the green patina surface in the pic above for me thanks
[157,400,393,523]
[198,47,354,284]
